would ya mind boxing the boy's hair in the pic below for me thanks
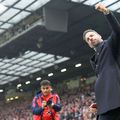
[40,80,51,86]
[83,29,98,41]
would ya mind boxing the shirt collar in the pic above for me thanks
[41,93,53,101]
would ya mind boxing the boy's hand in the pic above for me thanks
[42,101,47,109]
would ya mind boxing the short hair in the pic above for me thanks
[40,80,51,86]
[83,29,98,41]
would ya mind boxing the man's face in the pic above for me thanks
[41,85,51,96]
[85,31,102,48]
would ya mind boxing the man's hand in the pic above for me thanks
[89,103,97,113]
[42,101,47,109]
[95,3,109,14]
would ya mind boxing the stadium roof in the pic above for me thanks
[0,0,120,92]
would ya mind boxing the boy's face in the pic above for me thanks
[41,85,51,96]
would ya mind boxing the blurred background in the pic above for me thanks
[0,0,120,119]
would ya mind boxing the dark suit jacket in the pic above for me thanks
[90,12,120,115]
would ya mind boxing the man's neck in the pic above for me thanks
[93,41,103,51]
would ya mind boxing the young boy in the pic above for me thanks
[32,80,62,120]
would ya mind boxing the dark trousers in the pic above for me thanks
[97,107,120,120]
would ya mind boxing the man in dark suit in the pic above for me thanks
[83,3,120,120]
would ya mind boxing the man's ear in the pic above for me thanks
[98,34,102,39]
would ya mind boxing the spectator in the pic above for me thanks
[32,80,62,120]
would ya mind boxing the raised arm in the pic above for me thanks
[95,3,120,37]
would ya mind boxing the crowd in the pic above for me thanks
[0,99,32,120]
[0,85,96,120]
[60,91,96,120]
